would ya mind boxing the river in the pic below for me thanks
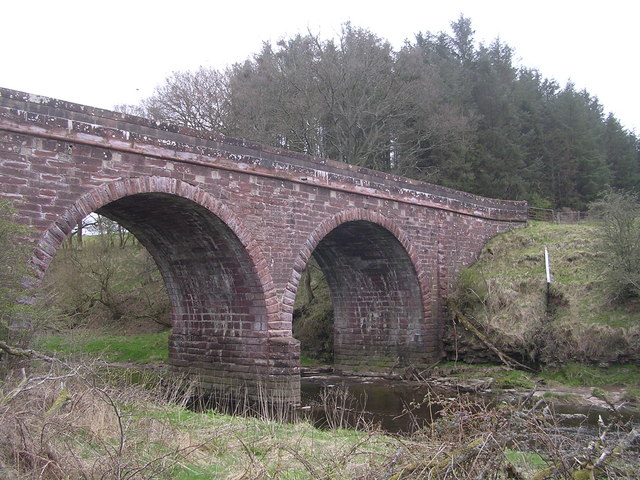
[300,371,640,434]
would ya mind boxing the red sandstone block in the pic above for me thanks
[2,159,31,170]
[0,175,29,187]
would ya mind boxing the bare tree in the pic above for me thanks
[142,67,231,133]
[226,35,326,153]
[138,24,476,186]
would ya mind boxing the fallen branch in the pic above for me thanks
[594,427,640,469]
[0,341,57,363]
[451,309,535,372]
[528,427,640,480]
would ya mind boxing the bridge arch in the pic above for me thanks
[33,177,273,289]
[286,209,434,372]
[33,176,285,396]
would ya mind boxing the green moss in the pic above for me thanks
[541,392,579,401]
[504,448,548,473]
[493,370,536,390]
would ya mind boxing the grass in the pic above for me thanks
[539,362,640,389]
[35,330,170,363]
[436,359,640,397]
[148,407,392,478]
[299,355,319,367]
[492,369,537,390]
[504,448,548,475]
[590,308,640,328]
[2,356,638,479]
[450,220,640,366]
[0,361,399,479]
[541,391,581,401]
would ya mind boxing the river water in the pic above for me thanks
[300,372,640,434]
[301,373,463,433]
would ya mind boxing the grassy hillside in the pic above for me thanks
[447,221,640,366]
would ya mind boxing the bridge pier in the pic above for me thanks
[169,335,301,406]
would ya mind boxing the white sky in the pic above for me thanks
[2,0,638,133]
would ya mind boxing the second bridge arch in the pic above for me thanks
[288,211,431,373]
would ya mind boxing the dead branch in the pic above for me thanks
[389,435,492,479]
[0,340,57,363]
[451,309,535,372]
[594,427,640,469]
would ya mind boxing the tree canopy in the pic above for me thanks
[132,16,639,210]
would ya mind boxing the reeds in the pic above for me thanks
[1,357,638,479]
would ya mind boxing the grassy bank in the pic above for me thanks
[2,357,638,479]
[20,309,640,480]
[448,220,640,366]
[0,360,397,479]
[34,328,640,396]
[34,330,170,364]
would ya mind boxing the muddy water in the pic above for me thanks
[111,363,639,434]
[300,372,640,434]
[301,374,447,433]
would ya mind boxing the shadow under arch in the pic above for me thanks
[33,177,296,400]
[286,209,434,373]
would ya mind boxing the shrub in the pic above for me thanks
[590,190,640,302]
[39,236,171,330]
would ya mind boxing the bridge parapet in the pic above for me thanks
[0,87,527,223]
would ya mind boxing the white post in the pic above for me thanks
[544,247,552,285]
[545,247,552,318]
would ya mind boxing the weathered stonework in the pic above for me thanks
[0,88,527,404]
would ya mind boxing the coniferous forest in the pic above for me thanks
[126,16,639,210]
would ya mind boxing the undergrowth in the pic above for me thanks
[0,359,394,479]
[38,239,171,331]
[540,363,640,389]
[1,358,638,479]
[292,258,334,363]
[448,221,640,366]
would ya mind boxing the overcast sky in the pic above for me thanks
[2,0,638,133]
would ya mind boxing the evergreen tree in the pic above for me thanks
[470,40,527,200]
[134,17,639,210]
[541,85,609,208]
[603,114,639,191]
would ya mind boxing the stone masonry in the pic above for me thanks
[0,88,528,404]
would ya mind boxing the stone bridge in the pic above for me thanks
[0,88,527,404]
